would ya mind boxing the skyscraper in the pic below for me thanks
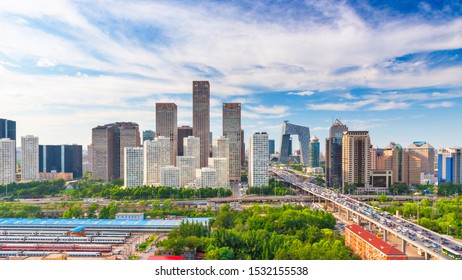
[143,137,170,186]
[21,135,39,182]
[124,147,144,188]
[376,142,403,184]
[118,123,141,179]
[249,132,269,187]
[177,126,193,156]
[308,135,320,167]
[223,103,241,183]
[241,129,245,167]
[438,148,462,184]
[0,118,16,141]
[342,131,371,193]
[39,145,83,179]
[0,139,16,185]
[268,139,275,155]
[184,136,201,169]
[177,156,196,187]
[92,122,140,181]
[279,121,310,165]
[161,166,180,188]
[212,136,229,158]
[196,167,217,188]
[406,141,435,175]
[156,103,177,166]
[326,119,348,188]
[192,81,210,168]
[143,130,155,142]
[209,157,229,188]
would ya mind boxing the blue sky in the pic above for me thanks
[1,0,462,153]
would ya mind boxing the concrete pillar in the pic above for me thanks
[425,252,430,260]
[347,210,351,220]
[383,230,388,242]
[401,239,407,254]
[356,215,360,225]
[368,222,372,231]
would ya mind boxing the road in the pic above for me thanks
[270,167,462,260]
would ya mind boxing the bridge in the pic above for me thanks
[270,167,462,260]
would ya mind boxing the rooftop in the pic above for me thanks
[346,224,406,256]
[0,218,210,228]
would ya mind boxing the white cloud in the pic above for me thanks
[424,101,454,108]
[36,58,56,67]
[287,90,315,96]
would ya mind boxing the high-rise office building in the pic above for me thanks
[143,137,170,186]
[192,81,210,168]
[0,118,16,141]
[223,103,241,183]
[451,148,462,184]
[21,135,39,182]
[184,136,201,169]
[406,141,435,175]
[118,123,141,179]
[308,135,320,167]
[438,148,462,184]
[402,152,422,186]
[0,139,16,185]
[124,147,144,188]
[342,131,371,193]
[177,156,196,187]
[212,136,229,159]
[279,121,310,165]
[177,126,193,156]
[241,129,245,167]
[268,139,275,155]
[39,145,83,179]
[161,166,180,188]
[143,130,155,142]
[376,142,403,184]
[438,148,453,184]
[249,132,269,187]
[156,103,177,166]
[209,157,229,188]
[196,167,217,188]
[92,122,140,181]
[326,119,348,188]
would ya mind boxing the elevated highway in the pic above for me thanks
[270,167,462,260]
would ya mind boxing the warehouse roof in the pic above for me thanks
[0,218,210,228]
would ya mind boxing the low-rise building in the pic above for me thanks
[345,224,408,260]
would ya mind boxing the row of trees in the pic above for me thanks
[246,178,295,196]
[1,179,232,201]
[158,204,358,260]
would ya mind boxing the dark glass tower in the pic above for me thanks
[39,145,82,178]
[0,118,16,140]
[326,119,348,188]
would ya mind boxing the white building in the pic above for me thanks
[212,136,229,158]
[196,167,217,188]
[249,132,269,187]
[124,147,144,188]
[209,157,229,188]
[0,139,16,185]
[177,156,196,187]
[143,137,170,186]
[161,166,180,188]
[184,136,201,169]
[21,135,39,182]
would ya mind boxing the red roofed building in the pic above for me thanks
[345,224,408,260]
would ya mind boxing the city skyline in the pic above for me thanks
[1,1,462,151]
